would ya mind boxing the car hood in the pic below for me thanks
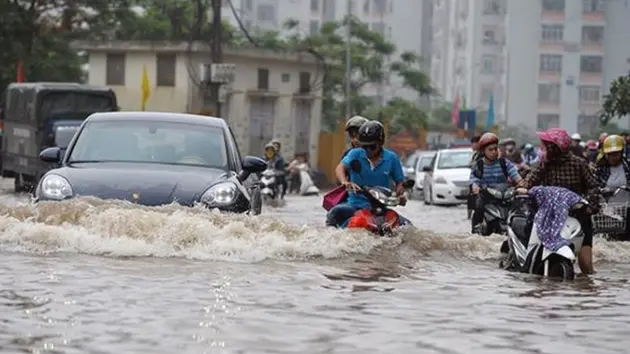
[47,163,231,206]
[435,168,470,182]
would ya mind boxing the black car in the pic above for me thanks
[35,112,267,214]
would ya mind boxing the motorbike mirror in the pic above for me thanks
[402,179,415,190]
[239,155,267,181]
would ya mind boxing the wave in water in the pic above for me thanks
[0,198,629,263]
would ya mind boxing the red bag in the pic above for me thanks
[322,185,348,211]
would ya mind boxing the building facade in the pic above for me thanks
[74,40,323,163]
[222,0,430,103]
[431,0,630,135]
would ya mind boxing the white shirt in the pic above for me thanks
[606,164,627,188]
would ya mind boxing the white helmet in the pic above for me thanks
[571,133,581,141]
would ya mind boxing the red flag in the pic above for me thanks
[16,60,25,82]
[451,92,460,126]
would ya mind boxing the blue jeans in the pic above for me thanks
[326,203,357,227]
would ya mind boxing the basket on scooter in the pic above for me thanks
[591,202,628,234]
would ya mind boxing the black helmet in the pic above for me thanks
[357,121,385,146]
[345,115,369,132]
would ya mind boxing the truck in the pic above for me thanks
[0,82,118,193]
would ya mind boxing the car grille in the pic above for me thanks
[453,181,468,188]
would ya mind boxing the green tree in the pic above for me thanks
[600,72,630,125]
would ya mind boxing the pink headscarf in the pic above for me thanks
[536,128,571,152]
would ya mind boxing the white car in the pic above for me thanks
[422,148,473,205]
[413,151,436,193]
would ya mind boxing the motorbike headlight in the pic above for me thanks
[487,188,502,199]
[434,176,448,184]
[38,174,73,200]
[201,182,237,206]
[368,188,388,203]
[504,189,514,200]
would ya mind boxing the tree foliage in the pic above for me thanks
[600,72,630,124]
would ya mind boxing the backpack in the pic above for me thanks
[473,157,509,180]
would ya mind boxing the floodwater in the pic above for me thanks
[1,180,630,354]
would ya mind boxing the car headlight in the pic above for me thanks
[38,174,73,200]
[434,176,448,184]
[201,182,237,206]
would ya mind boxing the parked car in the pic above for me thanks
[403,151,423,181]
[413,151,436,196]
[35,112,267,215]
[422,148,473,205]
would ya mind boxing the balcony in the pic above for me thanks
[582,0,605,22]
[541,0,565,20]
[581,26,604,53]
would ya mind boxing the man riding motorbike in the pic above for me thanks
[596,135,630,188]
[469,133,524,233]
[342,115,370,159]
[570,133,587,160]
[586,140,599,164]
[263,143,286,199]
[326,121,406,228]
[517,128,600,275]
[269,139,288,197]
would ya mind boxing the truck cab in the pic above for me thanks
[0,82,118,193]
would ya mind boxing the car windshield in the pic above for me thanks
[437,150,471,169]
[68,120,228,169]
[54,125,80,148]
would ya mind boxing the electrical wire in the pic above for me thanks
[226,0,327,91]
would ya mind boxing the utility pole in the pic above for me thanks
[345,0,352,118]
[209,0,223,117]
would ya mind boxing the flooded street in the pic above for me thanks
[1,180,630,354]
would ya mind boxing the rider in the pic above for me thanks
[595,135,630,188]
[518,128,600,275]
[269,139,288,198]
[326,121,405,227]
[570,133,586,159]
[586,140,599,164]
[342,115,370,158]
[263,143,286,199]
[521,143,539,166]
[469,132,524,233]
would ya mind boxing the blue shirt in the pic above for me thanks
[469,159,520,186]
[341,147,404,209]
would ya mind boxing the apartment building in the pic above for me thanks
[431,0,508,123]
[222,0,430,103]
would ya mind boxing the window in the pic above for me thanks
[580,55,603,73]
[542,0,565,11]
[156,53,176,87]
[309,20,319,34]
[538,83,561,103]
[299,72,311,93]
[578,115,598,136]
[539,54,563,73]
[68,121,228,169]
[363,0,370,14]
[371,22,385,36]
[537,114,560,130]
[483,26,497,45]
[257,4,275,22]
[483,0,501,15]
[481,55,497,74]
[582,26,604,44]
[310,0,319,12]
[579,85,601,103]
[541,24,563,42]
[257,68,269,90]
[583,0,604,12]
[106,54,125,86]
[373,0,386,13]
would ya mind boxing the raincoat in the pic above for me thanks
[528,186,582,251]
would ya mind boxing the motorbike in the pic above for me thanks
[473,184,515,236]
[500,194,588,280]
[345,180,415,236]
[295,163,320,196]
[260,167,284,204]
[592,186,630,241]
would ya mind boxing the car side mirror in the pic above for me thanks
[422,166,432,172]
[402,179,415,189]
[40,147,61,163]
[238,155,267,181]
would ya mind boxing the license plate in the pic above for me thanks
[459,189,469,197]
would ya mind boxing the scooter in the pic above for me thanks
[345,180,414,236]
[473,185,515,236]
[295,163,320,196]
[500,194,587,280]
[260,167,283,204]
